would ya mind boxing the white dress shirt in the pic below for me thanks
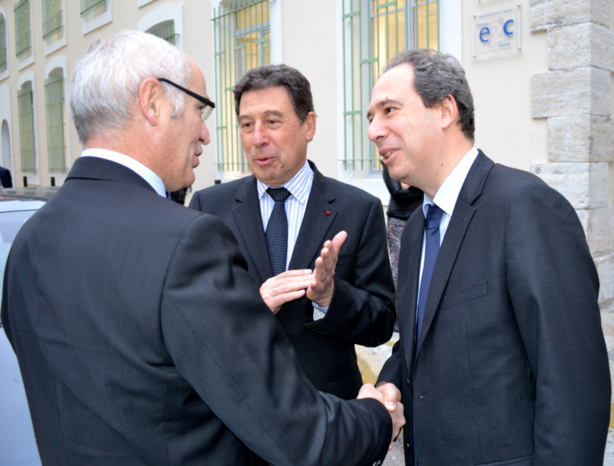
[257,160,329,319]
[418,147,479,296]
[81,148,167,198]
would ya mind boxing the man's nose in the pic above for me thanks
[367,115,384,142]
[201,121,211,145]
[252,121,268,146]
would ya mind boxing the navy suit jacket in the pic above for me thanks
[378,151,611,465]
[190,161,396,399]
[2,156,392,465]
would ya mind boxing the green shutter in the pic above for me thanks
[80,0,107,18]
[45,73,67,172]
[14,0,31,58]
[341,0,438,173]
[43,0,63,39]
[212,0,270,174]
[18,85,36,173]
[0,16,7,70]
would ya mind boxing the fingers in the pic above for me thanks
[306,231,348,307]
[330,230,348,252]
[377,382,402,412]
[390,401,405,444]
[260,270,313,314]
[358,383,405,445]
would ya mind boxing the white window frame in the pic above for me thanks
[137,3,183,50]
[82,0,112,35]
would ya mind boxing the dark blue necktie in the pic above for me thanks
[414,203,444,466]
[416,204,444,343]
[266,187,291,276]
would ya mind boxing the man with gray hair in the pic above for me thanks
[370,48,610,465]
[1,30,403,465]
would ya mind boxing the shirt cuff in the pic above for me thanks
[312,301,329,321]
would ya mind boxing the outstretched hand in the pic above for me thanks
[306,231,348,307]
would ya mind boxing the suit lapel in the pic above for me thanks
[231,177,273,282]
[289,165,336,269]
[415,151,494,358]
[399,212,425,372]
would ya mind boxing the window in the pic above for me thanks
[341,0,439,176]
[212,0,270,175]
[148,20,178,46]
[0,15,7,73]
[43,0,63,41]
[14,0,31,59]
[80,0,107,19]
[18,82,36,173]
[45,71,66,172]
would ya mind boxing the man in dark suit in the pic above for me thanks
[369,49,611,465]
[1,30,404,465]
[0,165,13,187]
[190,64,396,401]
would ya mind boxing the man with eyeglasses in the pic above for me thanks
[1,31,403,465]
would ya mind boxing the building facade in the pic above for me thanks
[0,0,612,310]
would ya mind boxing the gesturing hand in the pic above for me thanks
[306,231,348,308]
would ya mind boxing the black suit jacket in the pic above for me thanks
[378,151,611,465]
[190,161,396,399]
[2,156,392,465]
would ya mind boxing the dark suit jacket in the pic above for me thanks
[190,161,396,399]
[0,166,13,188]
[1,156,392,465]
[378,151,611,465]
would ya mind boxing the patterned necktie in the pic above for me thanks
[266,187,291,276]
[416,204,444,343]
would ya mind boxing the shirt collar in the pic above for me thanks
[81,148,167,197]
[423,147,479,218]
[256,159,313,205]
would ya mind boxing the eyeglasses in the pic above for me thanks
[157,77,216,122]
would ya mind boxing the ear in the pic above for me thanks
[304,111,317,142]
[440,94,459,131]
[138,78,164,127]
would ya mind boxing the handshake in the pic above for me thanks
[358,383,405,448]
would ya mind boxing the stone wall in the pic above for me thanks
[530,0,614,307]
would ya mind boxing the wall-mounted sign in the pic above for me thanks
[473,5,522,60]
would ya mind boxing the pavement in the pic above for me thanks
[357,306,614,465]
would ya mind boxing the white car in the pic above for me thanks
[0,187,59,466]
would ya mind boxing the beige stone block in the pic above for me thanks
[531,162,609,209]
[532,67,610,117]
[548,115,614,162]
[529,0,547,32]
[592,117,614,162]
[583,207,614,257]
[595,253,614,307]
[533,0,610,29]
[549,23,614,71]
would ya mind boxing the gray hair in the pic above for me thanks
[384,49,475,141]
[69,30,192,144]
